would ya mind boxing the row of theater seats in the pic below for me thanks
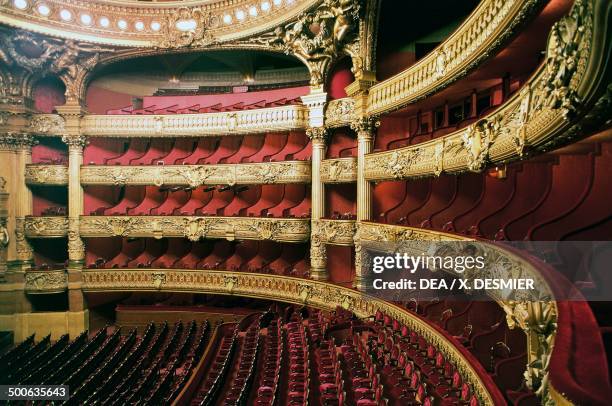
[85,184,311,218]
[373,140,612,241]
[0,321,209,405]
[83,132,311,166]
[401,296,533,404]
[85,238,309,277]
[2,305,530,405]
[107,97,302,115]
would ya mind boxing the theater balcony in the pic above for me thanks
[0,0,611,404]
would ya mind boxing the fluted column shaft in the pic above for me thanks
[307,127,328,281]
[351,117,379,290]
[58,104,87,313]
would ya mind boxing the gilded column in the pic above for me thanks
[350,117,379,291]
[13,133,37,270]
[302,89,329,280]
[307,127,328,280]
[58,104,87,313]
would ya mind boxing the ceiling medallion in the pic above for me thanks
[159,7,218,49]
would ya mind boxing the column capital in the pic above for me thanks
[0,132,37,151]
[61,134,88,150]
[306,127,329,144]
[350,116,380,136]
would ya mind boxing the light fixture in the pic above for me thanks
[80,13,92,25]
[135,21,145,31]
[249,6,258,17]
[176,19,197,32]
[235,9,246,21]
[13,0,28,10]
[59,9,72,21]
[117,19,128,30]
[36,3,51,16]
[99,16,110,28]
[223,14,232,24]
[169,76,180,84]
[151,21,161,31]
[273,0,282,6]
[261,1,271,12]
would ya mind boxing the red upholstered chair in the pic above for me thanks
[106,139,150,165]
[224,186,260,216]
[131,139,174,165]
[175,187,213,216]
[224,241,258,271]
[198,189,234,216]
[245,184,284,217]
[174,240,213,269]
[126,238,167,268]
[161,138,196,164]
[197,240,234,269]
[249,133,287,162]
[151,238,191,268]
[225,135,264,163]
[128,186,167,215]
[107,238,145,268]
[267,184,306,217]
[104,186,145,215]
[206,137,243,164]
[268,131,309,161]
[178,137,218,164]
[153,188,190,215]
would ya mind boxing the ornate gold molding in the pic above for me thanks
[80,161,311,187]
[356,221,558,403]
[0,0,317,48]
[0,132,37,151]
[367,0,546,115]
[25,165,68,186]
[312,219,355,246]
[24,216,69,238]
[79,216,310,243]
[320,157,357,183]
[80,105,309,137]
[366,0,609,182]
[24,270,68,294]
[324,97,356,128]
[28,114,66,136]
[242,0,361,86]
[80,268,497,405]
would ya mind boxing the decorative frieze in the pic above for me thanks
[325,98,356,128]
[28,114,66,136]
[24,216,69,238]
[25,165,69,186]
[24,270,68,294]
[79,216,310,243]
[312,219,356,246]
[321,158,357,183]
[80,162,311,187]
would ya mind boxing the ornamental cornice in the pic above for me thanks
[366,0,609,182]
[0,132,37,150]
[80,268,498,405]
[367,0,546,115]
[25,165,69,186]
[325,97,356,128]
[24,216,69,238]
[80,161,311,187]
[320,157,357,183]
[24,270,68,293]
[80,105,309,137]
[79,216,310,243]
[312,219,355,246]
[0,0,318,48]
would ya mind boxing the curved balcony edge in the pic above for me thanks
[356,220,612,405]
[367,0,547,116]
[312,219,355,246]
[365,0,612,182]
[25,165,68,186]
[80,268,504,405]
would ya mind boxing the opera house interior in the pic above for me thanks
[0,0,610,404]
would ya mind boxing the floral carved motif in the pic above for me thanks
[24,216,69,238]
[321,158,357,183]
[80,216,310,243]
[25,270,68,293]
[25,165,68,185]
